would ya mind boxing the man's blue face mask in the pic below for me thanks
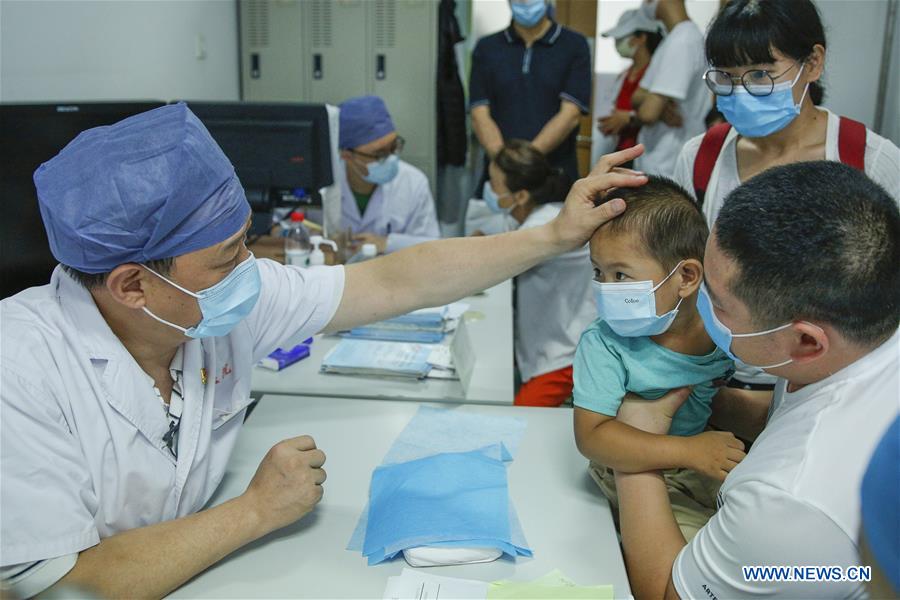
[696,282,794,370]
[510,0,547,28]
[142,254,261,339]
[363,154,400,185]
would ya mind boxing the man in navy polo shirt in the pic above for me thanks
[469,0,591,188]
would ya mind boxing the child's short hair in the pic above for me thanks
[594,176,708,271]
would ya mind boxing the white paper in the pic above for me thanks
[383,568,488,600]
[427,345,454,370]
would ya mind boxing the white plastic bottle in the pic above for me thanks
[308,235,338,267]
[284,211,311,266]
[347,243,378,264]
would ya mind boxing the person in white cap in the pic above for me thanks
[595,9,665,162]
[631,0,711,177]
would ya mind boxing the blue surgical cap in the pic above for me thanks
[861,415,900,592]
[34,102,251,274]
[338,95,395,149]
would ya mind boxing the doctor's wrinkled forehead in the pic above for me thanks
[593,176,708,272]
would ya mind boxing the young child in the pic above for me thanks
[573,176,743,541]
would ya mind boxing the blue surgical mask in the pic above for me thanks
[696,282,793,369]
[510,0,547,28]
[592,261,684,337]
[363,154,400,185]
[716,66,810,138]
[483,181,513,215]
[143,253,261,338]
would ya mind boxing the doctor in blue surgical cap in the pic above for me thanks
[0,102,645,598]
[338,95,439,255]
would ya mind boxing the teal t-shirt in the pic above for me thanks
[573,319,734,436]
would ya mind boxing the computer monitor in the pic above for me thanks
[0,101,165,299]
[184,101,333,234]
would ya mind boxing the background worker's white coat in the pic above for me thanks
[338,159,440,254]
[513,203,596,383]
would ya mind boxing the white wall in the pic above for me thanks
[0,0,240,103]
[880,2,900,145]
[816,0,890,130]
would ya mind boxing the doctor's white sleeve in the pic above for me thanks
[245,259,345,362]
[672,481,865,599]
[0,364,100,571]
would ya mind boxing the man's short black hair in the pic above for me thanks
[62,257,175,289]
[595,175,708,271]
[716,161,900,346]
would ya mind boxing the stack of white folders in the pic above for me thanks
[321,339,456,380]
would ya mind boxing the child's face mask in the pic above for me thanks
[592,261,684,337]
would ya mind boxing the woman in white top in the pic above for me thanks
[674,0,899,225]
[483,140,596,406]
[672,0,900,389]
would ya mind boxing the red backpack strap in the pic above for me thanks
[838,116,866,171]
[693,123,732,209]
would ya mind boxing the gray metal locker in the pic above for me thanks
[240,0,307,101]
[238,0,438,192]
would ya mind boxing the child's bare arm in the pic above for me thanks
[574,406,748,479]
[574,407,691,473]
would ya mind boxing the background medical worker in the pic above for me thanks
[0,103,646,598]
[673,0,900,394]
[338,95,440,255]
[485,140,595,407]
[595,9,665,159]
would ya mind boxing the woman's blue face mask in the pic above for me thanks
[716,65,810,138]
[142,253,261,339]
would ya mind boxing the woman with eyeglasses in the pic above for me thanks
[673,0,899,393]
[673,0,899,229]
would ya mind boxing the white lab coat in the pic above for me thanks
[514,204,596,382]
[339,159,440,253]
[0,261,343,570]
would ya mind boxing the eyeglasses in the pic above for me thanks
[351,136,405,162]
[703,62,801,97]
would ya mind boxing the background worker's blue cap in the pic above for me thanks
[34,102,250,274]
[338,95,396,150]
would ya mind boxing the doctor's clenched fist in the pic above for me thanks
[242,435,327,533]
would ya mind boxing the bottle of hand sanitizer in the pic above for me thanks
[308,235,338,267]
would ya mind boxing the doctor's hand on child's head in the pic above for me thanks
[684,431,747,482]
[549,144,648,251]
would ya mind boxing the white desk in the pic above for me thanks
[250,279,515,405]
[172,395,631,599]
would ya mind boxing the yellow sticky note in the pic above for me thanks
[488,570,613,600]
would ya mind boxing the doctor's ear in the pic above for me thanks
[676,259,703,297]
[105,264,150,309]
